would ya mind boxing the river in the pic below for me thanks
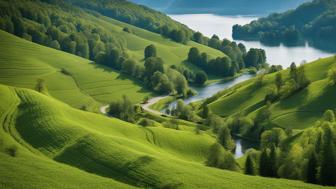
[163,14,334,158]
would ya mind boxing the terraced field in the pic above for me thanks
[0,83,331,189]
[208,56,336,129]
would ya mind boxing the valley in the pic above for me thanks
[1,0,336,188]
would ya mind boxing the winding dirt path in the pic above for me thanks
[99,96,169,115]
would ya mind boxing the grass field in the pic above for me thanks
[0,30,154,111]
[0,83,332,189]
[208,56,336,130]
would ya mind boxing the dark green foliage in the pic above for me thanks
[151,71,173,94]
[306,152,318,184]
[65,0,193,44]
[35,79,46,93]
[232,0,336,51]
[201,104,210,119]
[187,45,265,78]
[259,148,269,177]
[194,71,208,85]
[245,154,256,175]
[217,126,235,151]
[144,44,157,59]
[121,59,137,75]
[172,100,195,121]
[108,95,136,123]
[275,72,283,90]
[206,143,237,171]
[258,145,278,177]
[60,68,71,76]
[5,145,18,157]
[144,57,164,77]
[320,127,336,185]
[138,118,155,127]
[244,48,266,68]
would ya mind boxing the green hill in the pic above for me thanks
[208,56,336,130]
[0,30,152,111]
[0,83,331,189]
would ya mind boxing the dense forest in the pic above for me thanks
[232,0,336,51]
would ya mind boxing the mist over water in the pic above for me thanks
[170,14,333,68]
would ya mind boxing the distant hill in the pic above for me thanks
[130,0,311,15]
[232,0,336,51]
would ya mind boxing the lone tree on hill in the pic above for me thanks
[144,44,157,59]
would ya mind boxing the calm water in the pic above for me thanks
[170,14,333,68]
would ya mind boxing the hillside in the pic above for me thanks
[0,30,152,111]
[132,0,310,15]
[0,83,331,189]
[207,56,336,130]
[232,0,336,51]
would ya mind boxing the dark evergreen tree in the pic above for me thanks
[306,152,318,184]
[259,148,269,177]
[320,129,336,186]
[245,154,255,175]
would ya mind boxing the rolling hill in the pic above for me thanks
[0,82,332,189]
[0,30,152,111]
[207,56,336,130]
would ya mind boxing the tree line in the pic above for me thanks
[187,44,266,77]
[232,0,336,50]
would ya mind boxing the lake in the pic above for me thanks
[170,14,333,68]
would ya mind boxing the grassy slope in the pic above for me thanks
[0,83,331,189]
[209,56,336,129]
[0,30,153,111]
[92,12,224,66]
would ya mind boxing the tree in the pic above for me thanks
[194,71,208,85]
[144,44,157,59]
[275,72,283,91]
[175,74,188,96]
[245,154,256,175]
[323,110,335,122]
[108,96,135,123]
[121,59,136,75]
[320,128,336,185]
[306,152,318,184]
[201,103,210,118]
[144,57,164,77]
[259,148,269,177]
[206,143,237,171]
[289,62,297,80]
[268,145,278,177]
[245,48,266,68]
[217,125,235,151]
[187,47,200,63]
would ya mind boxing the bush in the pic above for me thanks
[194,71,208,85]
[6,145,18,157]
[138,118,155,127]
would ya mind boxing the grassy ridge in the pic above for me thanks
[0,83,331,188]
[209,56,336,129]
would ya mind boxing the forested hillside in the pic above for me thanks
[132,0,310,15]
[233,0,336,51]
